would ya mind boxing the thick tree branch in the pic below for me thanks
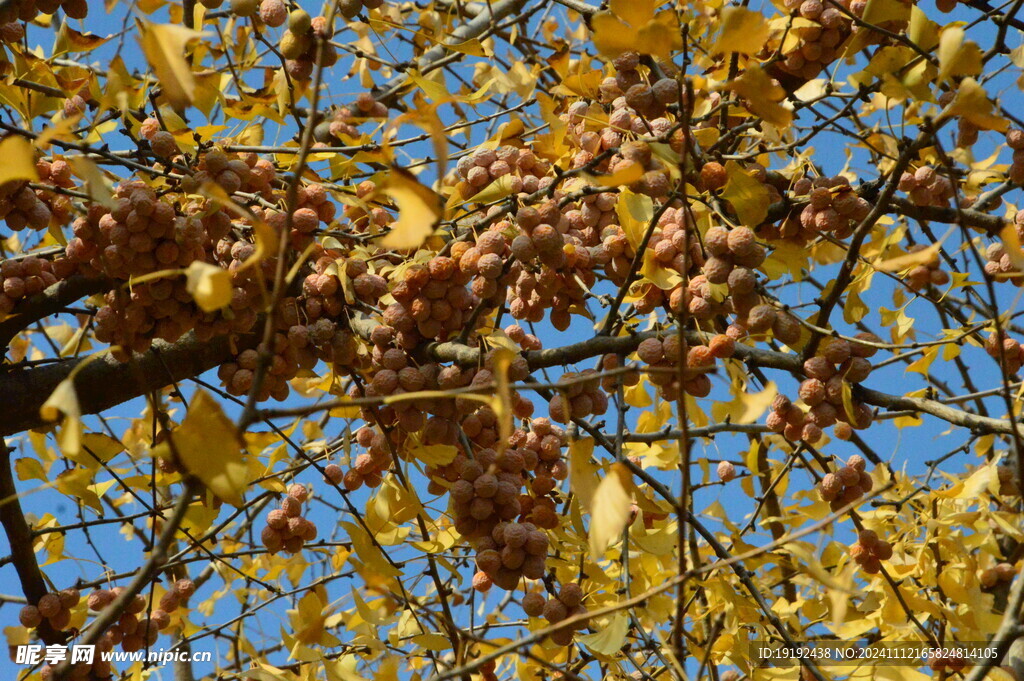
[0,332,250,437]
[0,439,67,645]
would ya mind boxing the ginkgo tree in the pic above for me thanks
[1,0,1024,679]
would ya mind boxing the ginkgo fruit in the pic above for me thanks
[717,460,737,482]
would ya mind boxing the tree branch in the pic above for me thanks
[0,331,250,437]
[373,0,530,106]
[0,439,68,645]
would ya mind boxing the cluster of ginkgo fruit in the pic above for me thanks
[792,175,873,241]
[1008,129,1024,185]
[381,255,479,345]
[276,8,339,80]
[984,331,1024,375]
[774,0,852,81]
[327,425,394,490]
[630,333,734,401]
[0,0,87,44]
[472,520,550,591]
[898,166,956,207]
[903,244,950,291]
[16,583,161,676]
[985,212,1024,284]
[849,529,893,575]
[520,583,590,646]
[598,51,684,129]
[261,484,319,554]
[817,455,875,511]
[0,256,74,316]
[19,588,79,633]
[453,145,552,200]
[0,157,75,236]
[507,202,605,330]
[548,369,609,423]
[766,335,880,444]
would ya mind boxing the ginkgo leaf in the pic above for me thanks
[340,520,402,577]
[937,27,983,81]
[947,78,1008,131]
[583,162,645,187]
[325,655,370,681]
[616,188,654,250]
[861,0,911,25]
[739,382,777,423]
[729,65,792,128]
[69,157,115,209]
[138,21,204,112]
[570,438,599,510]
[409,444,458,466]
[378,168,442,251]
[0,136,39,186]
[908,6,940,51]
[591,12,639,57]
[714,7,770,55]
[152,390,248,507]
[588,462,633,559]
[465,174,517,204]
[185,261,232,312]
[720,161,770,227]
[68,432,124,470]
[289,586,340,648]
[609,0,654,26]
[490,347,515,449]
[999,224,1024,271]
[876,244,941,272]
[40,376,82,457]
[591,0,680,59]
[578,612,629,655]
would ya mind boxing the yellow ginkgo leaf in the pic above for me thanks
[378,168,442,251]
[0,136,39,186]
[464,174,518,205]
[1000,224,1024,272]
[68,432,124,471]
[40,376,82,457]
[937,27,982,81]
[577,612,629,655]
[569,438,599,510]
[409,444,458,466]
[609,0,655,27]
[138,21,205,112]
[875,244,941,272]
[591,0,680,59]
[729,65,792,128]
[947,78,1008,132]
[583,162,645,188]
[720,161,771,227]
[714,7,770,55]
[588,462,633,559]
[151,390,248,507]
[185,261,232,312]
[490,347,516,450]
[591,12,639,57]
[616,188,654,250]
[69,157,115,209]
